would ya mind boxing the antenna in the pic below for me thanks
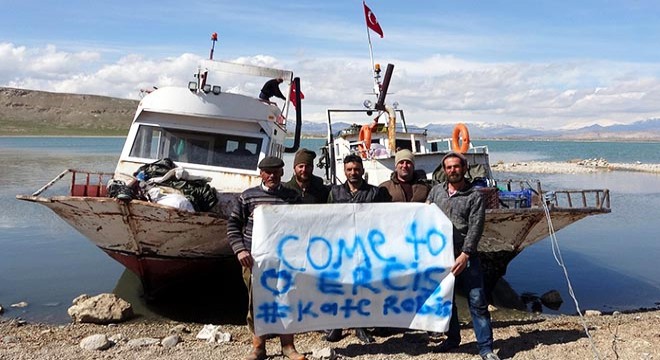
[209,32,218,60]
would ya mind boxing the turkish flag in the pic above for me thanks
[363,2,384,38]
[289,81,305,108]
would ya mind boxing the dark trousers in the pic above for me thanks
[446,256,494,356]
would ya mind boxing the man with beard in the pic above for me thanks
[227,156,306,360]
[327,154,388,203]
[379,149,432,202]
[426,152,500,360]
[284,148,329,204]
[325,154,388,344]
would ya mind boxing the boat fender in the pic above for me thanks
[358,124,372,158]
[452,123,470,153]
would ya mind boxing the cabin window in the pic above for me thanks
[129,125,263,170]
[130,126,164,159]
[395,139,421,152]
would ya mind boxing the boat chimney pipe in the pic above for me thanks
[375,63,394,111]
[284,77,302,153]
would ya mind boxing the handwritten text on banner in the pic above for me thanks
[251,203,455,335]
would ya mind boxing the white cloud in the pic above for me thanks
[2,42,660,129]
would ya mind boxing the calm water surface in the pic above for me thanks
[1,137,658,323]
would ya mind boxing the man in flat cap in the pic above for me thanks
[379,149,433,202]
[284,148,329,204]
[227,156,306,360]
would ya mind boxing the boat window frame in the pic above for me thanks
[123,122,270,174]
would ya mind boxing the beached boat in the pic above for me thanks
[16,56,610,299]
[320,64,612,294]
[17,58,304,294]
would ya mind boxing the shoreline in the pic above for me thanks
[492,160,660,174]
[2,134,660,143]
[1,309,658,359]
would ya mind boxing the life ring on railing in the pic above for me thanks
[451,123,470,153]
[357,124,372,158]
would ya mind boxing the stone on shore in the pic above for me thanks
[585,309,603,316]
[80,334,113,351]
[161,334,181,348]
[108,333,125,343]
[312,347,337,360]
[0,304,4,314]
[196,324,231,343]
[2,335,20,343]
[169,324,191,334]
[67,293,133,324]
[127,337,160,347]
[540,290,563,310]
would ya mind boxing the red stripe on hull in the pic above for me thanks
[102,249,237,295]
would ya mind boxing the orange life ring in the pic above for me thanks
[357,124,372,158]
[451,123,470,153]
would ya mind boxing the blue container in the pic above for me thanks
[498,189,533,208]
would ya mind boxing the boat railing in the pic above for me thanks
[545,189,611,210]
[29,169,114,197]
[493,179,610,210]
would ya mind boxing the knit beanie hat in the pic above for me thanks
[294,148,316,166]
[395,149,415,165]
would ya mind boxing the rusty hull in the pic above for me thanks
[481,206,609,253]
[17,193,610,259]
[16,194,236,259]
[16,193,610,294]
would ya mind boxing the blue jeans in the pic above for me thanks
[446,256,494,356]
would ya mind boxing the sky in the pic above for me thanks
[2,0,660,129]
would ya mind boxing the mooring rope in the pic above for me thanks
[541,194,602,360]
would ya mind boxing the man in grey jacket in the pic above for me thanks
[426,152,500,360]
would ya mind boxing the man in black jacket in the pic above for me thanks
[325,154,387,343]
[328,154,388,203]
[259,77,286,104]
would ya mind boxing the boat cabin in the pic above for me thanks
[324,108,493,186]
[114,61,301,193]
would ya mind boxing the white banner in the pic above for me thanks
[251,202,455,335]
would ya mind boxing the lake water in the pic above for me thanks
[1,137,659,323]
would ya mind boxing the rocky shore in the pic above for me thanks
[491,158,660,174]
[1,308,658,359]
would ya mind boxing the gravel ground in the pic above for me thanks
[1,309,659,359]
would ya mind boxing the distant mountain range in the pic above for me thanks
[303,118,660,141]
[2,86,658,140]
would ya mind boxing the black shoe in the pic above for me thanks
[324,329,342,342]
[354,328,374,344]
[432,339,460,353]
[107,180,134,201]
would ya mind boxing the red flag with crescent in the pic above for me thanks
[289,81,305,108]
[363,1,384,38]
